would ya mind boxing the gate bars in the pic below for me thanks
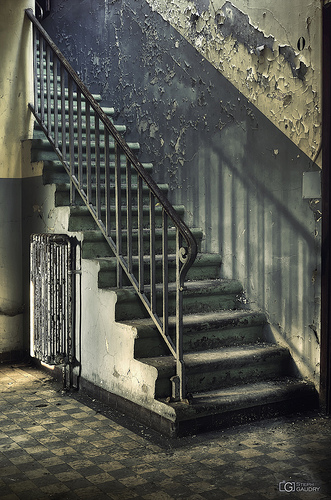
[25,8,197,401]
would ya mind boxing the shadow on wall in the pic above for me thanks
[183,120,320,381]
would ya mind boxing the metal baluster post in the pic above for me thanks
[46,43,51,136]
[77,91,83,190]
[68,77,75,205]
[150,192,156,313]
[53,55,59,150]
[39,36,45,123]
[115,143,122,288]
[95,115,101,220]
[126,158,133,274]
[137,175,144,292]
[105,129,111,235]
[162,210,169,342]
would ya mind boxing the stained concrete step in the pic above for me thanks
[98,253,222,290]
[37,90,103,102]
[34,121,127,137]
[68,204,185,231]
[163,378,318,437]
[112,279,242,321]
[81,227,203,258]
[42,160,154,185]
[55,182,169,207]
[126,309,266,357]
[31,137,140,162]
[36,100,115,115]
[140,344,293,398]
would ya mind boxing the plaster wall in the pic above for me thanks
[0,1,34,356]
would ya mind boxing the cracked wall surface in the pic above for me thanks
[146,0,322,164]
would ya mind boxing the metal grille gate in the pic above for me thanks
[30,234,79,388]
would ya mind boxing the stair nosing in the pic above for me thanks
[139,343,288,367]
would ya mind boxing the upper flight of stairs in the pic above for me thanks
[30,80,318,437]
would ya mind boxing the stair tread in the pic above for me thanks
[139,343,288,369]
[41,159,153,169]
[97,252,220,263]
[113,278,242,294]
[71,204,185,214]
[124,308,266,330]
[165,378,317,417]
[32,137,140,149]
[108,280,243,311]
[82,226,202,238]
[97,253,221,267]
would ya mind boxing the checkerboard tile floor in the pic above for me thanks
[0,364,330,499]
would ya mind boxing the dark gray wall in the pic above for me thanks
[41,0,321,382]
[0,179,24,357]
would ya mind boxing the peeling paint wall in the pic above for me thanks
[146,0,322,164]
[41,0,321,386]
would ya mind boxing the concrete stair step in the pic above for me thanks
[34,121,127,137]
[36,100,115,115]
[97,253,222,289]
[81,227,203,258]
[55,182,170,208]
[68,204,185,231]
[31,137,140,162]
[37,90,103,101]
[128,309,266,357]
[42,160,153,185]
[126,308,266,336]
[139,344,294,398]
[162,379,318,437]
[112,278,242,321]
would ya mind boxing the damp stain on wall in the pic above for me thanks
[146,0,321,163]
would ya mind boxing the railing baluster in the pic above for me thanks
[86,103,91,204]
[46,43,51,136]
[162,211,169,338]
[138,175,144,292]
[53,56,59,149]
[60,65,66,160]
[39,36,45,123]
[77,90,83,189]
[150,192,156,313]
[95,115,101,219]
[175,229,185,401]
[115,143,122,288]
[126,158,133,273]
[33,26,38,113]
[105,129,111,235]
[68,77,75,205]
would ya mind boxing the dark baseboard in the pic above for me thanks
[0,350,28,364]
[79,377,176,437]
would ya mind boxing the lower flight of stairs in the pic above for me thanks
[30,95,318,437]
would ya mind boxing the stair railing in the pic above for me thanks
[25,8,197,401]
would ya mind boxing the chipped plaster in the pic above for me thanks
[146,0,322,164]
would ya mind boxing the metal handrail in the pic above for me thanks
[25,8,198,401]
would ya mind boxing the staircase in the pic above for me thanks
[27,9,318,437]
[31,99,318,438]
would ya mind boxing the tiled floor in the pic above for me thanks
[0,364,330,500]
